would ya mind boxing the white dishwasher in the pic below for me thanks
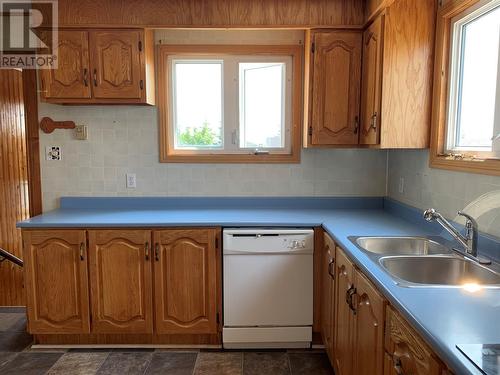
[222,228,314,349]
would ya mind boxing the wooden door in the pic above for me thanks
[360,15,384,145]
[88,230,153,333]
[23,230,90,333]
[322,233,336,362]
[384,307,443,375]
[352,270,386,375]
[334,247,355,375]
[90,30,143,99]
[40,30,91,99]
[310,31,362,145]
[153,228,219,334]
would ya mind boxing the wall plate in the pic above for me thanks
[45,146,62,161]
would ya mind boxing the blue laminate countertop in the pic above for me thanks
[17,197,500,375]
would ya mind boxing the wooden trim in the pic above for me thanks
[157,44,303,163]
[22,70,42,216]
[429,0,500,176]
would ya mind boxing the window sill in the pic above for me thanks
[160,152,301,164]
[429,154,500,176]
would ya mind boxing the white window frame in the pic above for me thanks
[446,0,500,157]
[167,54,293,156]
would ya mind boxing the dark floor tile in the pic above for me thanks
[0,307,26,313]
[0,331,33,351]
[0,352,63,375]
[194,352,242,375]
[111,348,154,352]
[145,352,197,375]
[69,348,112,353]
[243,352,290,375]
[288,352,334,375]
[47,352,109,375]
[97,351,152,375]
[0,352,17,367]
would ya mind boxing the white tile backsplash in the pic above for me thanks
[39,103,388,211]
[388,149,500,237]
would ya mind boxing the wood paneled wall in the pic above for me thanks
[57,0,365,28]
[0,70,30,306]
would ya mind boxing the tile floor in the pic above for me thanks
[0,308,334,374]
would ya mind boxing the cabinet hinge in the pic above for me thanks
[311,42,315,54]
[138,40,142,52]
[308,126,313,136]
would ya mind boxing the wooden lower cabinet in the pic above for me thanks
[321,233,336,362]
[333,247,386,375]
[385,306,444,375]
[88,230,153,333]
[153,228,220,334]
[23,230,90,334]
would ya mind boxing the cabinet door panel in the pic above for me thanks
[385,307,443,375]
[90,30,143,99]
[40,31,91,99]
[334,247,355,375]
[154,229,219,334]
[360,15,384,145]
[322,233,336,362]
[310,31,362,145]
[88,230,152,333]
[23,230,90,334]
[353,270,385,375]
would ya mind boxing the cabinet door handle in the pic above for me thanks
[370,112,378,131]
[354,115,359,134]
[155,243,159,261]
[93,69,97,86]
[83,68,88,86]
[328,259,335,278]
[393,357,405,375]
[79,243,85,261]
[145,242,149,260]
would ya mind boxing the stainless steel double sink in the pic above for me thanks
[349,236,500,288]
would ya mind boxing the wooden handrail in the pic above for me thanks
[0,248,23,267]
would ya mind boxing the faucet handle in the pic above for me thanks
[457,211,478,228]
[423,208,437,221]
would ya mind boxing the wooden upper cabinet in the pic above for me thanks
[305,30,362,146]
[385,306,444,375]
[40,30,91,99]
[360,15,384,145]
[334,246,356,375]
[322,233,336,362]
[352,270,386,375]
[153,228,220,335]
[40,28,155,104]
[88,230,153,334]
[90,30,142,99]
[23,230,90,334]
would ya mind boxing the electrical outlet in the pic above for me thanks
[126,173,136,189]
[45,146,62,161]
[398,177,405,194]
[74,125,88,140]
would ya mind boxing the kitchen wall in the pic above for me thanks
[38,29,388,211]
[388,149,500,238]
[39,104,387,211]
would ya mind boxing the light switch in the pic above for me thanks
[74,125,88,140]
[126,173,136,189]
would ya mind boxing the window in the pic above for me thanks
[431,0,500,175]
[158,45,302,163]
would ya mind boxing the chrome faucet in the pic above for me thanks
[423,208,487,263]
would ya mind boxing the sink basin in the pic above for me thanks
[353,236,451,256]
[380,256,500,287]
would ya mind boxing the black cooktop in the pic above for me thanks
[457,344,500,375]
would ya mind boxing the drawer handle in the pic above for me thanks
[83,68,88,87]
[155,243,159,261]
[93,69,97,86]
[79,243,85,261]
[145,242,149,260]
